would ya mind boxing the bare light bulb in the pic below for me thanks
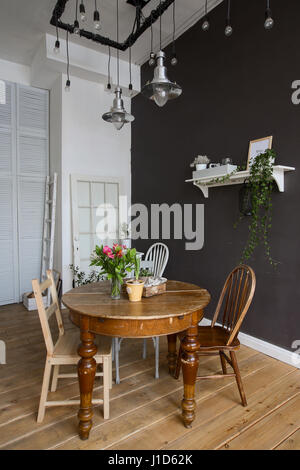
[171,54,178,66]
[149,52,155,67]
[80,3,86,22]
[225,24,233,37]
[94,10,100,30]
[113,120,124,131]
[73,20,80,35]
[202,17,210,31]
[65,79,71,92]
[54,40,60,54]
[264,10,274,30]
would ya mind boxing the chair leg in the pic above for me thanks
[51,365,60,392]
[230,351,247,407]
[174,344,182,380]
[154,336,159,379]
[37,358,52,423]
[114,337,120,385]
[103,356,110,419]
[142,338,147,359]
[219,351,227,375]
[109,355,112,389]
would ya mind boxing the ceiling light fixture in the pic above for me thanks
[53,12,60,53]
[65,30,71,91]
[79,1,86,22]
[225,0,233,37]
[93,0,101,30]
[102,0,135,130]
[170,0,178,66]
[264,0,274,30]
[142,0,182,107]
[73,0,80,35]
[202,0,210,32]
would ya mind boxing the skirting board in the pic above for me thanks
[200,318,300,370]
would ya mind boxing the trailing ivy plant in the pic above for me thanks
[236,149,277,266]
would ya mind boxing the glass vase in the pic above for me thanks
[111,277,121,300]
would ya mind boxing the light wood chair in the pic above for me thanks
[175,265,256,407]
[32,270,112,423]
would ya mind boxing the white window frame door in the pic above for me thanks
[71,174,125,271]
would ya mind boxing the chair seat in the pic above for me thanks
[53,331,112,359]
[197,326,240,351]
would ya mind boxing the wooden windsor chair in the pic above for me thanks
[175,265,256,407]
[32,270,112,423]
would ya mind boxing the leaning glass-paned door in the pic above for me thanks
[71,175,122,273]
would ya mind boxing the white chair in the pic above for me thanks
[113,244,169,384]
[32,270,112,423]
[145,242,169,278]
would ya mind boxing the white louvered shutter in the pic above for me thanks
[17,85,49,297]
[0,82,19,304]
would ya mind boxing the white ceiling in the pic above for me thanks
[0,0,223,66]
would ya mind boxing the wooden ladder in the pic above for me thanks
[41,173,57,305]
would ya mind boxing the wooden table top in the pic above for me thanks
[62,280,211,320]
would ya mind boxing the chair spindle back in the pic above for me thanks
[145,243,169,277]
[211,265,256,345]
[32,270,64,355]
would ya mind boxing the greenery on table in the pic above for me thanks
[236,149,277,266]
[90,244,137,283]
[69,264,105,287]
[140,267,153,277]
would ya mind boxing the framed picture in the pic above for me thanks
[247,136,273,169]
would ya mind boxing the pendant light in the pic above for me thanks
[264,0,274,30]
[142,0,182,107]
[53,11,60,54]
[79,1,86,22]
[94,0,101,30]
[202,0,210,32]
[225,0,233,37]
[102,0,134,130]
[73,0,80,35]
[65,30,71,92]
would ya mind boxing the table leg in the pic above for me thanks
[167,334,177,375]
[181,312,200,428]
[77,316,97,440]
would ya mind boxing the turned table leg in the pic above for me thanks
[77,316,97,440]
[181,311,200,428]
[167,334,177,375]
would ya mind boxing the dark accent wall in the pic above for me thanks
[132,0,300,351]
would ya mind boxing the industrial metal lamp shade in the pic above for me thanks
[102,87,135,130]
[142,51,182,107]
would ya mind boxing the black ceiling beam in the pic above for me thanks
[50,0,175,52]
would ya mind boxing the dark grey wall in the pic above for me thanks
[131,0,300,350]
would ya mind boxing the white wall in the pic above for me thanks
[60,75,132,292]
[0,58,30,86]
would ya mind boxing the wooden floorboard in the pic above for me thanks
[0,303,299,450]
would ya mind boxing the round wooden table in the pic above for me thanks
[62,280,211,440]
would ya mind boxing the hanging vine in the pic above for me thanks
[236,149,277,266]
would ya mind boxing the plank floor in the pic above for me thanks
[0,303,299,450]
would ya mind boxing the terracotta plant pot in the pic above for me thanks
[126,279,144,302]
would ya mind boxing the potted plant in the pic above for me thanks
[90,244,136,299]
[125,254,145,302]
[236,149,277,266]
[190,155,210,171]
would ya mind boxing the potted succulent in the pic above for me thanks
[90,244,136,299]
[126,254,145,302]
[190,155,210,171]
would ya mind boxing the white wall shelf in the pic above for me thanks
[186,165,295,198]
